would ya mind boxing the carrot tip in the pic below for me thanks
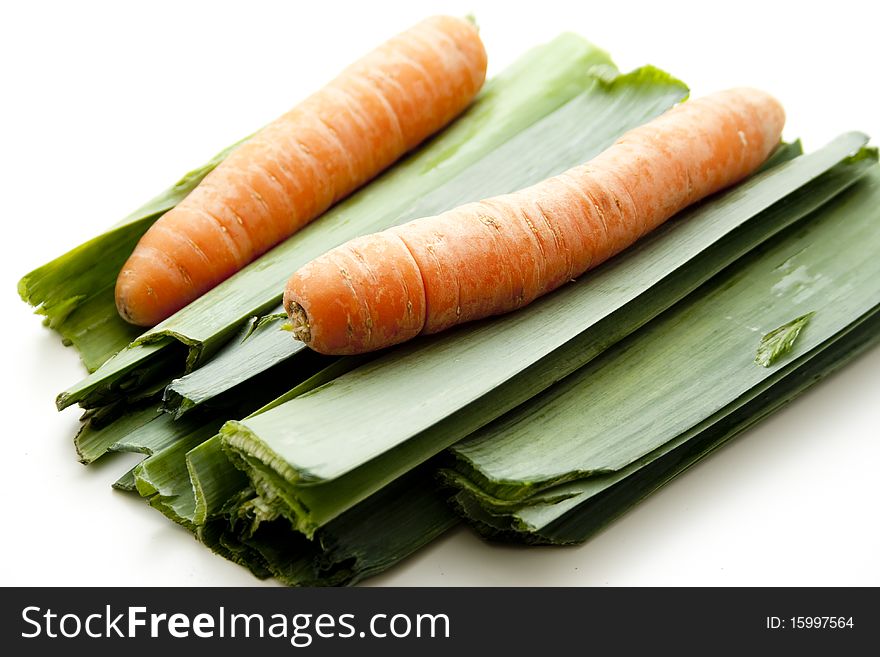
[115,296,137,326]
[288,302,312,344]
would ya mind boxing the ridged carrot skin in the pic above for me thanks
[115,16,487,327]
[285,88,786,355]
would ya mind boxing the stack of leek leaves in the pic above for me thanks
[19,34,879,585]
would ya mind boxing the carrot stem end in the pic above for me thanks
[288,302,312,344]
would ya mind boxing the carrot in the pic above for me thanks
[284,88,786,355]
[115,16,487,327]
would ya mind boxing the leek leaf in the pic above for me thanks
[448,165,880,540]
[132,422,224,527]
[74,404,164,465]
[755,312,815,367]
[460,309,880,542]
[135,364,456,585]
[198,464,457,586]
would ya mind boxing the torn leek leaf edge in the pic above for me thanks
[196,462,458,586]
[132,421,224,527]
[162,62,692,417]
[139,414,457,584]
[755,312,815,367]
[217,134,868,539]
[133,355,374,532]
[160,316,312,419]
[242,313,288,341]
[184,358,371,526]
[74,404,164,464]
[112,468,139,492]
[55,36,637,412]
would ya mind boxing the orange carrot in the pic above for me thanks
[284,88,785,355]
[115,16,487,327]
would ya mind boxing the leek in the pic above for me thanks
[755,312,815,367]
[447,163,880,541]
[137,359,456,585]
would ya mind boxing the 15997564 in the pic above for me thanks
[766,616,855,630]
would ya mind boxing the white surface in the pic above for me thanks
[2,0,878,586]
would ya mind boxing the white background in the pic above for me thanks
[2,0,878,586]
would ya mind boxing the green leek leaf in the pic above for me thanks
[755,312,815,367]
[448,164,880,541]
